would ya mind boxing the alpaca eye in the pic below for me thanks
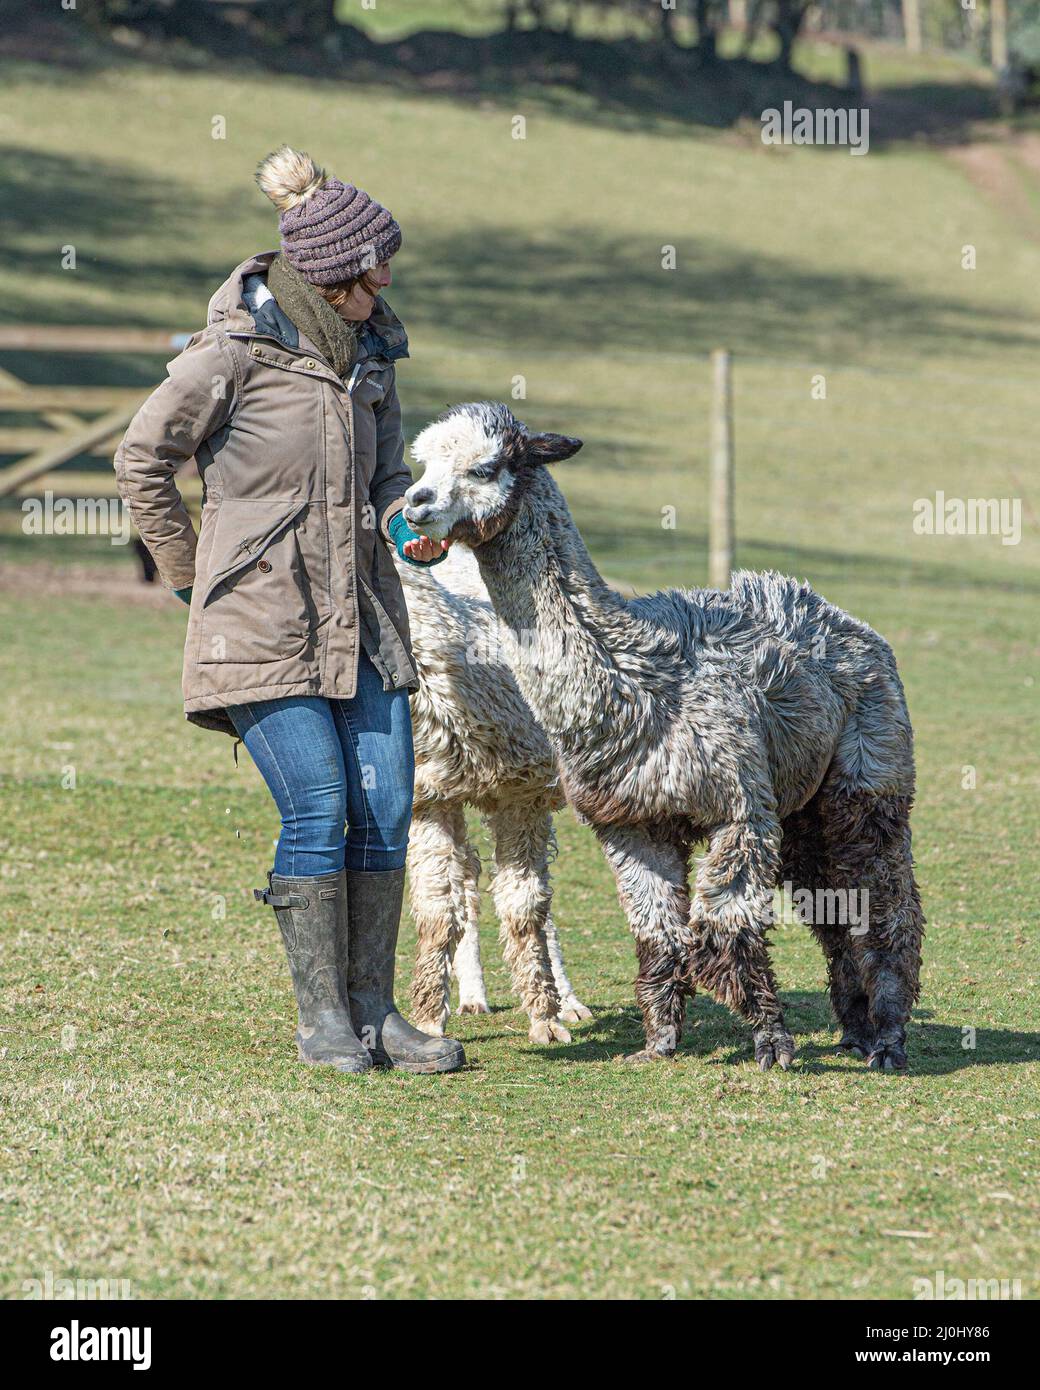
[468,464,500,481]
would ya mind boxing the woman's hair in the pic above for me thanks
[318,267,382,310]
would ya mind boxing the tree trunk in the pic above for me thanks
[696,0,717,63]
[658,2,680,48]
[773,0,806,73]
[901,0,922,55]
[991,0,1009,72]
[526,0,548,31]
[845,45,863,102]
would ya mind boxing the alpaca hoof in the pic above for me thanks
[836,1032,869,1060]
[558,998,593,1023]
[529,1018,571,1045]
[754,1026,796,1072]
[620,1048,674,1065]
[458,1000,489,1015]
[867,1041,908,1072]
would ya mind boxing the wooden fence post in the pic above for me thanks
[708,348,734,590]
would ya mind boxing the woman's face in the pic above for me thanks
[335,261,393,322]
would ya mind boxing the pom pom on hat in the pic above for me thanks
[255,144,402,286]
[255,145,327,213]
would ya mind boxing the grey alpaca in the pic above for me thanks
[403,402,925,1071]
[400,545,590,1043]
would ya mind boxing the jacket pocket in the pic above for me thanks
[197,499,311,665]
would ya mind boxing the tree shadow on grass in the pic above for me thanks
[8,12,999,145]
[565,501,1040,603]
[401,226,1040,367]
[0,146,240,383]
[4,139,1036,374]
[538,990,1040,1074]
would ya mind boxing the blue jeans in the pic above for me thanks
[227,650,414,876]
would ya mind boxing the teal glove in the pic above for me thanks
[174,586,193,605]
[388,510,448,567]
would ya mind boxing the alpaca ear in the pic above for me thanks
[527,433,583,465]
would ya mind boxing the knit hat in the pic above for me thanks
[255,145,402,286]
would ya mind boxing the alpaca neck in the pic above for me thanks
[472,468,663,744]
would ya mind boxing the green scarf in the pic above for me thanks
[267,253,359,380]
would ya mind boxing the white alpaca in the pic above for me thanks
[403,404,924,1072]
[400,545,591,1043]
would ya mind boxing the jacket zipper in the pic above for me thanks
[346,364,362,698]
[232,326,377,698]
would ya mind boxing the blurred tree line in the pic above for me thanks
[504,1,816,70]
[505,1,1029,67]
[8,0,1034,74]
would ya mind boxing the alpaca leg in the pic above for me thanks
[452,835,489,1015]
[544,913,592,1023]
[819,788,924,1072]
[485,802,566,1044]
[408,803,468,1036]
[594,823,693,1062]
[815,927,873,1058]
[780,802,870,1056]
[689,814,794,1070]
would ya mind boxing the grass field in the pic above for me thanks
[1,19,1038,1300]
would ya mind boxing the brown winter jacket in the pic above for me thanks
[115,252,418,737]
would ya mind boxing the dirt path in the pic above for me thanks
[945,131,1040,241]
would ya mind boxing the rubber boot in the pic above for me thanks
[344,868,465,1073]
[254,869,372,1074]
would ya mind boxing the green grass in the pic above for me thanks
[343,0,501,40]
[0,31,1038,1300]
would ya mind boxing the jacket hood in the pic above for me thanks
[207,252,277,331]
[207,253,408,359]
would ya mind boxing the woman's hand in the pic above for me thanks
[387,510,449,567]
[403,535,450,564]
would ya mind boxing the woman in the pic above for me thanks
[115,146,464,1075]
